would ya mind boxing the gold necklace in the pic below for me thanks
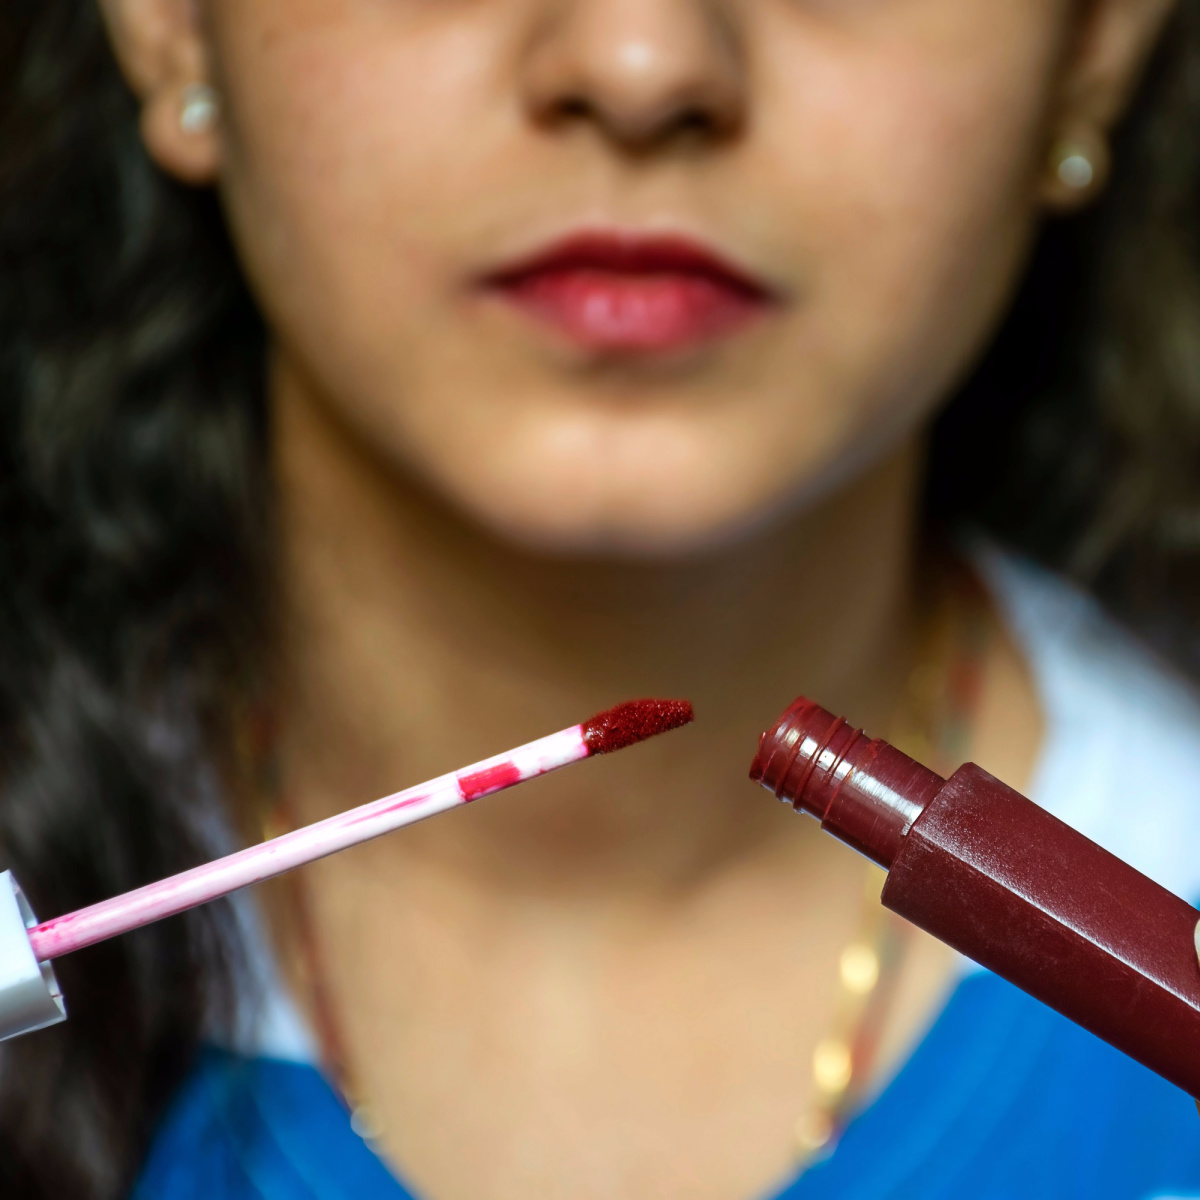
[792,560,990,1164]
[270,560,992,1162]
[793,863,907,1158]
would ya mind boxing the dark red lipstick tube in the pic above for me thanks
[751,697,1200,1097]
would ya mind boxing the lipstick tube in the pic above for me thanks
[751,697,1200,1097]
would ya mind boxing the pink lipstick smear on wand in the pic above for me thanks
[484,232,775,354]
[27,699,694,962]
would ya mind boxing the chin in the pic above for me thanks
[452,476,795,562]
[448,421,918,563]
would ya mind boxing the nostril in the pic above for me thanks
[675,106,719,139]
[556,95,591,122]
[539,92,731,151]
[520,3,747,153]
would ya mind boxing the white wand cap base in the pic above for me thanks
[0,871,66,1042]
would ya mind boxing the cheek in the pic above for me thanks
[209,3,504,373]
[760,15,1059,415]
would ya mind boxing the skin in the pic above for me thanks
[100,1,1174,1197]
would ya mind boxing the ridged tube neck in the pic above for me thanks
[749,698,946,869]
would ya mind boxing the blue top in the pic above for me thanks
[131,550,1200,1199]
[133,970,1200,1200]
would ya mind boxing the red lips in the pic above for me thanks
[482,231,776,354]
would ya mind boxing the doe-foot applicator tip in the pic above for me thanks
[581,699,695,756]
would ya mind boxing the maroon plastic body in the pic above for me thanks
[751,697,1200,1097]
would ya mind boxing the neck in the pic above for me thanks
[272,366,924,897]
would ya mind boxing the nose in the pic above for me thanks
[522,0,746,149]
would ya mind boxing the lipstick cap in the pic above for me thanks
[0,871,66,1042]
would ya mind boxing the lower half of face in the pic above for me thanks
[214,0,1066,555]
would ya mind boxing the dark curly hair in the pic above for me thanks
[3,2,1200,1197]
[0,4,265,1197]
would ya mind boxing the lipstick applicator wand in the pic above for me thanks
[751,697,1200,1098]
[0,699,694,1043]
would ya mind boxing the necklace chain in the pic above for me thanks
[266,558,991,1165]
[793,560,989,1163]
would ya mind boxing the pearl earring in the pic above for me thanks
[1048,129,1110,200]
[1054,143,1095,190]
[179,83,219,135]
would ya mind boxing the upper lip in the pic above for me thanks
[481,229,777,298]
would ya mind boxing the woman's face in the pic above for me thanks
[130,0,1156,553]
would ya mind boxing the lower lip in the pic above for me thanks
[492,269,770,353]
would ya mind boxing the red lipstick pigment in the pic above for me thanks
[751,697,1200,1097]
[484,232,774,353]
[583,698,695,755]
